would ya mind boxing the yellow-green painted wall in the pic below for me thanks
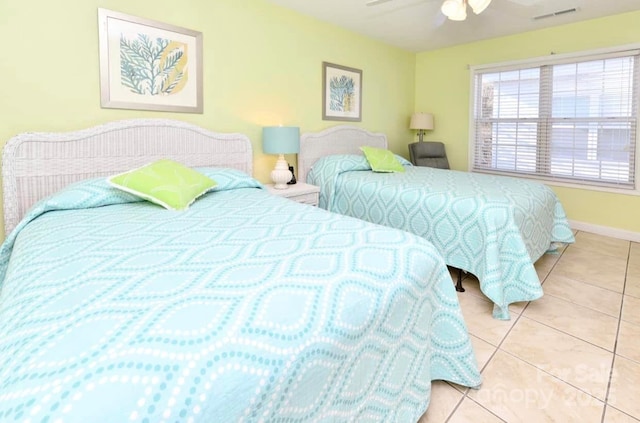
[415,10,640,234]
[0,0,415,239]
[3,0,639,238]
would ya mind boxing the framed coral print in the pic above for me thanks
[98,8,203,113]
[322,62,362,122]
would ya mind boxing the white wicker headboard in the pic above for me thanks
[2,118,253,235]
[298,125,387,184]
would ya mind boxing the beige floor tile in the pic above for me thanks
[535,253,559,283]
[627,253,640,270]
[604,406,640,423]
[617,321,640,364]
[622,295,640,326]
[522,294,618,351]
[470,334,497,370]
[609,356,640,419]
[629,242,640,267]
[536,267,552,284]
[455,292,519,346]
[468,351,604,423]
[501,317,613,400]
[553,247,626,293]
[418,381,463,423]
[448,398,505,423]
[543,273,623,317]
[447,382,469,395]
[625,268,640,298]
[535,251,560,272]
[437,231,636,423]
[573,231,630,258]
[507,301,529,315]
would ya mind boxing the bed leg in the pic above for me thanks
[456,268,465,292]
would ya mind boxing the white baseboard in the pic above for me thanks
[569,219,640,243]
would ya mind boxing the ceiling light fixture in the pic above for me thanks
[441,0,492,21]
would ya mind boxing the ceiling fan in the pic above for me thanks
[366,0,493,21]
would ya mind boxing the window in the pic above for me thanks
[471,48,640,190]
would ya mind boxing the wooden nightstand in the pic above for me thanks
[264,183,320,206]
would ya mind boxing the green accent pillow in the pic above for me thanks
[108,159,217,210]
[360,146,406,173]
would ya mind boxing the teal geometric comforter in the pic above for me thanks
[308,155,575,320]
[0,168,481,422]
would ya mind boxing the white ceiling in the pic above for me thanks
[264,0,640,52]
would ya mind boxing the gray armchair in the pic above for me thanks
[408,141,450,169]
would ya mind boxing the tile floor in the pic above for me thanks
[419,231,640,423]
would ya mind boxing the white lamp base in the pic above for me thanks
[270,154,292,189]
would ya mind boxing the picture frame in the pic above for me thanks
[98,8,203,113]
[322,62,362,122]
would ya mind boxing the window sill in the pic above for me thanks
[471,169,640,196]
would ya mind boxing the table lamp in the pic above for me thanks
[262,126,300,189]
[410,113,434,143]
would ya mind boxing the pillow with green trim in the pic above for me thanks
[107,159,217,210]
[360,146,405,173]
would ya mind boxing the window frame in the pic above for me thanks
[468,44,640,195]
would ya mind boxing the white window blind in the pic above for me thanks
[471,50,640,190]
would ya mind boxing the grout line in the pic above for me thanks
[446,294,527,421]
[537,238,569,283]
[443,392,465,423]
[447,396,508,423]
[497,346,607,407]
[455,235,610,422]
[600,241,632,423]
[444,233,636,423]
[517,314,614,353]
[604,406,640,422]
[522,237,620,353]
[553,233,628,296]
[537,289,620,321]
[551,273,626,297]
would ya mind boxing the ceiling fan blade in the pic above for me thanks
[366,0,395,6]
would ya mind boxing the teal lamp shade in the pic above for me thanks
[262,126,300,189]
[262,126,300,154]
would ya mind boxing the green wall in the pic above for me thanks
[2,0,639,238]
[0,0,415,239]
[415,10,640,234]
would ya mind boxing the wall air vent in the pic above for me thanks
[533,8,578,20]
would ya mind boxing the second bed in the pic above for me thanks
[299,125,575,320]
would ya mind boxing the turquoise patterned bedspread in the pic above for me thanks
[308,155,575,320]
[0,168,481,422]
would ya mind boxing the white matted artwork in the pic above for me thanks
[322,62,362,122]
[98,8,203,113]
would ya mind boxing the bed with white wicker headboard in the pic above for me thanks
[1,118,252,235]
[0,121,483,422]
[299,124,576,320]
[298,125,386,184]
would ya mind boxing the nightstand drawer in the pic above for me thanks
[264,182,320,206]
[292,192,319,206]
